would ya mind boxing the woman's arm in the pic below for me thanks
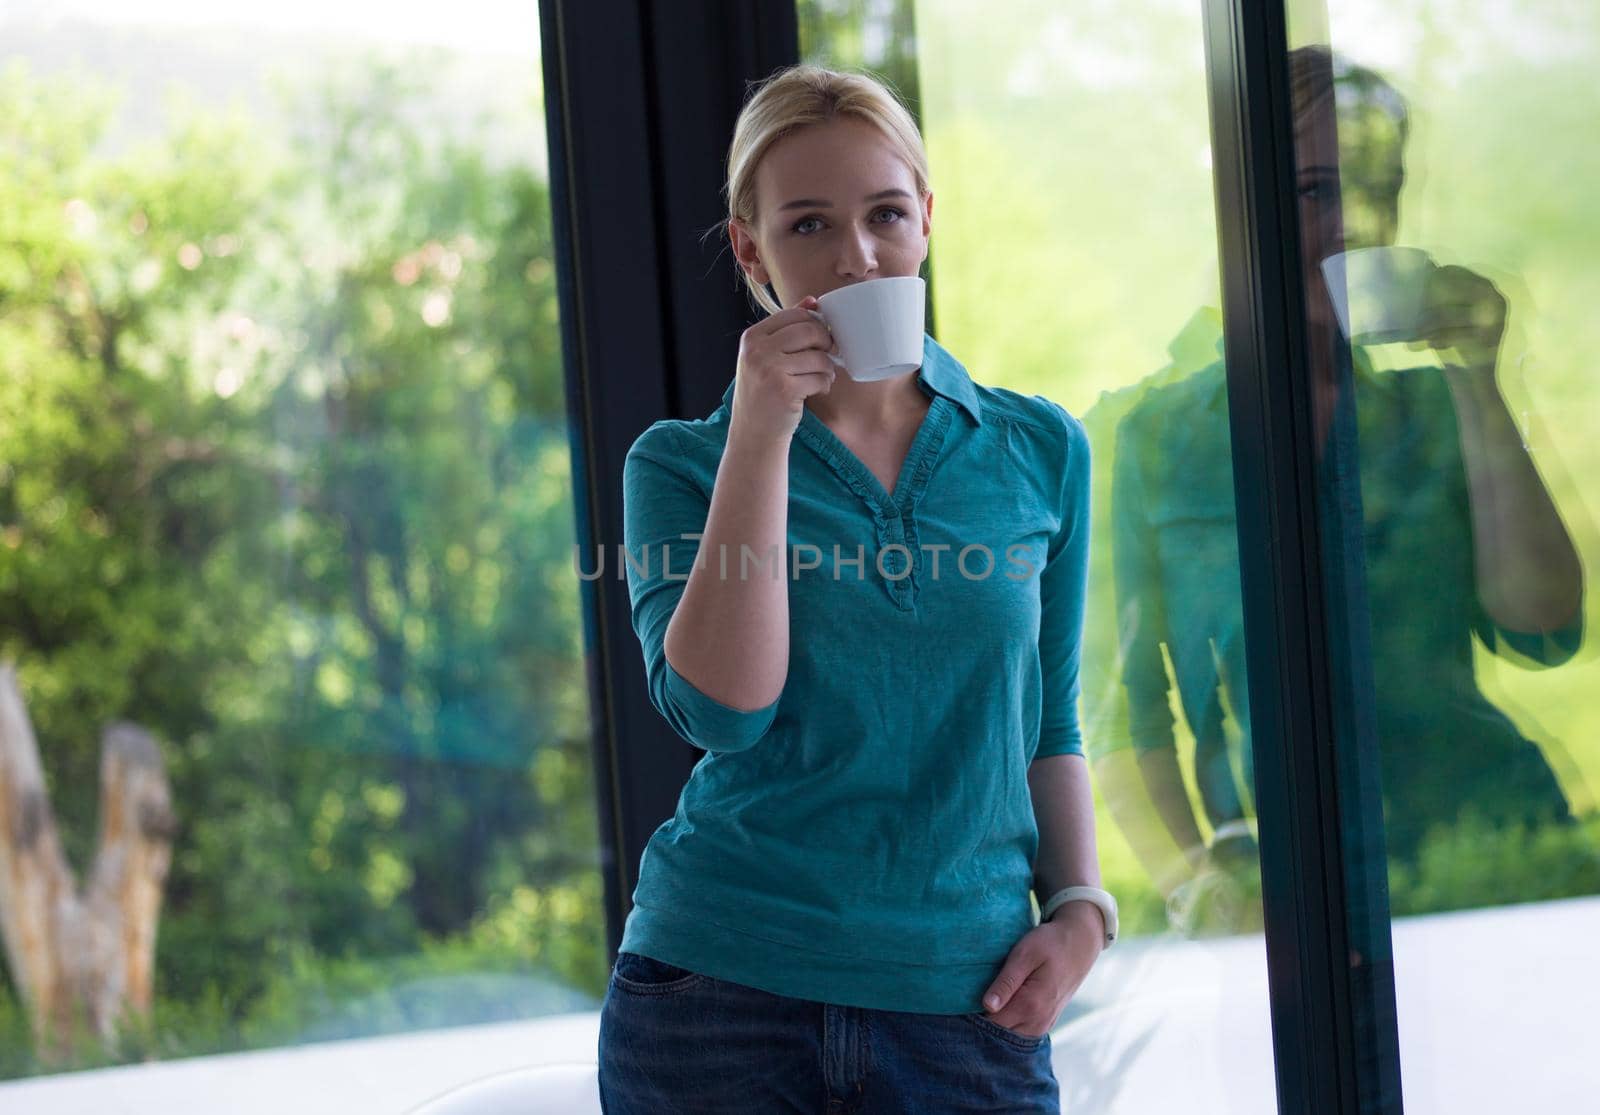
[1030,405,1107,918]
[623,423,788,752]
[660,421,793,711]
[623,301,837,749]
[1028,753,1103,903]
[1108,412,1210,889]
[1444,363,1584,634]
[1425,265,1583,634]
[1134,748,1209,877]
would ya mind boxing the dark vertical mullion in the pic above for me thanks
[649,2,802,419]
[1200,0,1402,1112]
[538,0,800,966]
[538,0,673,972]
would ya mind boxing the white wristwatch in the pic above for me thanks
[1040,886,1118,947]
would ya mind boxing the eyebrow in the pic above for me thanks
[778,188,915,212]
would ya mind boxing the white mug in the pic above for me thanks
[810,275,926,382]
[1319,246,1436,345]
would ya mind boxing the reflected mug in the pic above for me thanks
[1320,246,1437,345]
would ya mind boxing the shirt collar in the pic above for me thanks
[719,332,983,426]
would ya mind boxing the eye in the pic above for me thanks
[791,206,909,236]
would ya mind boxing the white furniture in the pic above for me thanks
[405,1062,601,1115]
[1,896,1596,1113]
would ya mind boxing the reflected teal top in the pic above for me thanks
[1087,335,1581,862]
[617,331,1091,1015]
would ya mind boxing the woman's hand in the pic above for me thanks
[1409,264,1507,372]
[729,295,841,445]
[980,903,1105,1038]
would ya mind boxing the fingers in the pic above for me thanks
[1414,264,1506,355]
[756,297,837,348]
[756,295,822,335]
[734,296,839,422]
[786,361,837,402]
[770,313,836,356]
[1425,265,1506,317]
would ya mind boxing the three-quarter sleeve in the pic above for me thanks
[1034,405,1093,761]
[1110,414,1180,756]
[622,422,780,753]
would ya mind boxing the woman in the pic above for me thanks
[597,64,1110,1114]
[1090,46,1585,920]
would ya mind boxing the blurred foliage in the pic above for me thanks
[800,0,923,125]
[1388,812,1600,918]
[0,49,602,1080]
[0,877,606,1079]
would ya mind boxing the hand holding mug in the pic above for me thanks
[1321,247,1508,374]
[729,295,841,443]
[1408,263,1508,371]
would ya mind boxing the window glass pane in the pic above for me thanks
[800,3,1279,1110]
[1284,0,1600,1107]
[0,4,602,1107]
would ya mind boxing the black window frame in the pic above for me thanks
[1201,0,1404,1111]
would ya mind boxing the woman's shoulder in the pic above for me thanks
[964,385,1083,460]
[627,413,731,459]
[972,383,1080,433]
[624,417,729,506]
[972,384,1089,466]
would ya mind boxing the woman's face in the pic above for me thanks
[1294,100,1405,337]
[729,115,932,309]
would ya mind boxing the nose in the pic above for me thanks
[834,223,878,281]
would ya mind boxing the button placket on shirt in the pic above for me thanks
[879,509,914,607]
[795,398,954,611]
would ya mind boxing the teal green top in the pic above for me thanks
[617,331,1091,1015]
[1082,321,1581,863]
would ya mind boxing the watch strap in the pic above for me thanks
[1040,885,1118,946]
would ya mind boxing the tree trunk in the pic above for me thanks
[0,661,176,1063]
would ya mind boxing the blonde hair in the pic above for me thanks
[1289,45,1410,144]
[704,64,932,318]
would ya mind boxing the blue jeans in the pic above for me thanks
[598,951,1061,1114]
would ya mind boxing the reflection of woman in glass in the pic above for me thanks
[1093,46,1585,921]
[598,66,1104,1113]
